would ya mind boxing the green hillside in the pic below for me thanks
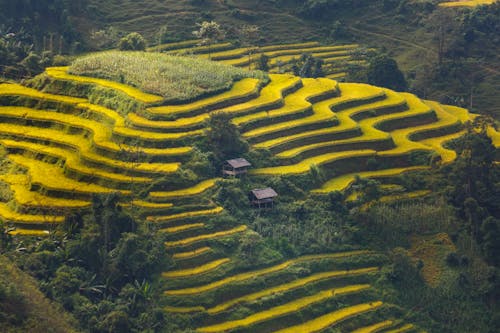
[0,51,499,332]
[0,1,499,332]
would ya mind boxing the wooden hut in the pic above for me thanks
[249,188,278,208]
[222,158,251,177]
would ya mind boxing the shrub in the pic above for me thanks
[118,32,147,51]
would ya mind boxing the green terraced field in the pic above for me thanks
[1,51,493,333]
[154,40,367,80]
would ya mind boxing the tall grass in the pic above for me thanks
[69,51,267,103]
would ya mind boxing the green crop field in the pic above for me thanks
[0,47,497,333]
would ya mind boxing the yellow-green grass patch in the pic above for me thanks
[164,225,247,248]
[0,123,178,175]
[0,174,91,211]
[131,201,173,209]
[0,202,64,225]
[46,66,163,104]
[172,247,212,260]
[234,78,338,128]
[8,155,130,196]
[351,320,394,333]
[145,78,261,118]
[149,179,221,200]
[148,206,223,223]
[162,258,231,278]
[164,250,372,296]
[274,301,384,333]
[0,140,152,185]
[197,285,371,333]
[197,267,378,315]
[313,166,429,193]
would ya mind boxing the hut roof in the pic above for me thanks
[226,158,251,169]
[251,188,278,200]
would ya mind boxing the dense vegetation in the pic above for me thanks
[69,51,267,102]
[0,0,499,332]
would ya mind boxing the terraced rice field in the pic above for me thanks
[0,61,494,332]
[439,0,497,7]
[154,41,368,80]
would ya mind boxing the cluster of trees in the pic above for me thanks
[4,194,171,332]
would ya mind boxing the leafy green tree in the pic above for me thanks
[239,25,260,69]
[481,217,500,266]
[204,112,248,165]
[291,53,324,78]
[192,21,225,59]
[367,54,407,91]
[118,32,146,51]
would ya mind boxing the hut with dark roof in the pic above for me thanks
[249,188,278,208]
[222,158,252,177]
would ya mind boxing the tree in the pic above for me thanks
[118,32,146,51]
[204,112,248,165]
[239,25,260,70]
[192,21,225,59]
[367,54,407,91]
[291,53,324,78]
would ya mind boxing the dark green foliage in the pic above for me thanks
[0,278,27,325]
[118,32,147,51]
[256,54,270,72]
[367,54,407,92]
[291,53,324,78]
[204,112,249,166]
[9,193,171,332]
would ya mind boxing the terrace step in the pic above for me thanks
[45,67,163,104]
[0,202,64,227]
[165,267,378,315]
[164,251,372,296]
[164,225,248,248]
[384,324,416,333]
[0,140,152,189]
[351,320,394,333]
[0,123,178,176]
[197,285,371,333]
[149,178,221,202]
[142,78,262,120]
[0,84,195,152]
[312,166,429,194]
[0,174,91,214]
[235,78,339,135]
[273,301,384,333]
[0,106,191,161]
[147,206,224,224]
[7,154,130,200]
[162,258,231,279]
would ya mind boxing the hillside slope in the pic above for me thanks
[0,255,79,333]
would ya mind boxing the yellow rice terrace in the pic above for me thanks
[0,42,498,333]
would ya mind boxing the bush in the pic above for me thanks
[118,32,147,51]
